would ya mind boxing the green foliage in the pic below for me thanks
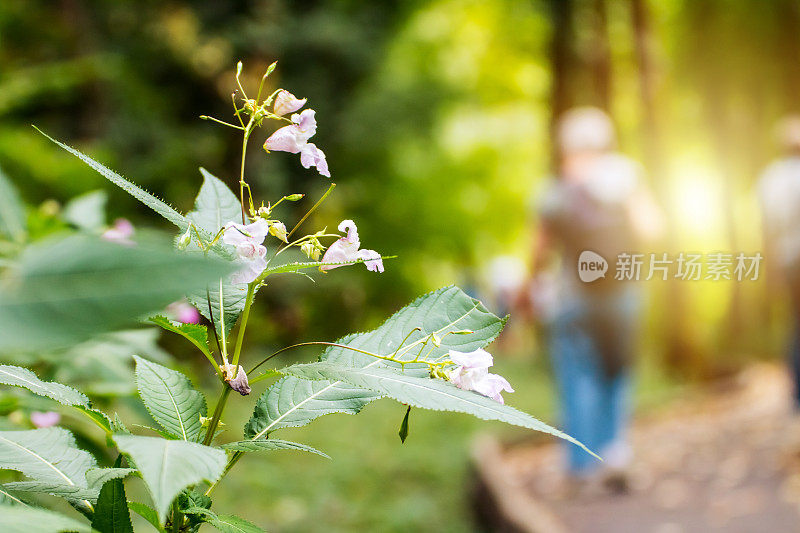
[0,235,234,353]
[183,506,265,533]
[0,428,96,488]
[245,286,504,439]
[1,481,98,503]
[128,501,164,533]
[284,362,593,456]
[184,168,248,336]
[0,164,26,243]
[0,364,89,407]
[221,439,330,459]
[112,434,226,524]
[85,468,137,491]
[149,316,211,361]
[133,356,207,442]
[0,505,94,533]
[92,457,134,533]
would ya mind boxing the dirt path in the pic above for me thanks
[474,364,800,532]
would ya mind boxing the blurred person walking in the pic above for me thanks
[524,107,661,493]
[758,116,800,409]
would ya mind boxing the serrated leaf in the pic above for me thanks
[36,129,224,255]
[149,316,210,359]
[0,164,26,243]
[183,507,264,533]
[133,356,207,442]
[128,501,164,532]
[284,362,596,458]
[0,505,94,533]
[244,286,503,440]
[62,190,107,232]
[0,364,89,407]
[86,468,136,491]
[76,407,114,435]
[184,169,248,337]
[0,235,235,353]
[2,481,98,503]
[0,428,97,487]
[92,456,133,533]
[112,434,226,524]
[221,439,329,458]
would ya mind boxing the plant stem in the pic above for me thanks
[239,123,253,224]
[203,386,232,446]
[231,283,256,368]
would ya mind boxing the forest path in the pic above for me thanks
[474,364,800,533]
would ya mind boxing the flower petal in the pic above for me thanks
[299,143,330,178]
[264,125,304,153]
[273,90,307,116]
[448,348,493,370]
[357,249,384,273]
[291,109,317,141]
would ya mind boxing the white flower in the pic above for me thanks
[446,348,514,404]
[222,219,269,284]
[273,90,307,116]
[320,219,384,273]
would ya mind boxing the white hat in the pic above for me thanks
[557,107,616,154]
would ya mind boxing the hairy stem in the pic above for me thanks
[202,386,232,446]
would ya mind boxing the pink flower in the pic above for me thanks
[273,90,307,116]
[166,300,201,324]
[447,348,514,404]
[321,220,384,273]
[222,219,269,284]
[300,144,330,178]
[263,110,330,177]
[102,218,135,245]
[31,411,60,428]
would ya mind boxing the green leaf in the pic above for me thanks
[2,481,98,503]
[86,468,136,491]
[92,457,133,533]
[183,169,248,337]
[0,428,97,488]
[0,505,94,533]
[128,501,164,533]
[149,316,210,360]
[0,364,89,407]
[244,286,504,440]
[62,190,107,232]
[284,362,596,458]
[398,406,411,444]
[133,356,207,442]
[76,407,114,435]
[0,485,28,506]
[0,235,234,353]
[221,439,330,458]
[112,434,226,524]
[182,507,265,533]
[0,164,26,243]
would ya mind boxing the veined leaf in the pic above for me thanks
[221,439,329,458]
[0,505,94,533]
[284,362,595,457]
[92,456,133,533]
[2,481,98,503]
[133,356,207,442]
[184,169,248,337]
[112,434,226,524]
[128,501,164,533]
[244,286,504,440]
[183,507,265,533]
[0,235,235,353]
[149,316,210,360]
[0,164,26,243]
[86,467,136,491]
[0,364,89,407]
[0,428,96,487]
[0,485,28,506]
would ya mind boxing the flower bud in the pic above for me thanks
[268,221,288,243]
[285,193,304,201]
[301,241,320,261]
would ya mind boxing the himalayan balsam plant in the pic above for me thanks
[0,62,592,532]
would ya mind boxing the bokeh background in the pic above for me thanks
[2,0,799,531]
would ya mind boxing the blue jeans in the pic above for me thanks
[548,289,638,475]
